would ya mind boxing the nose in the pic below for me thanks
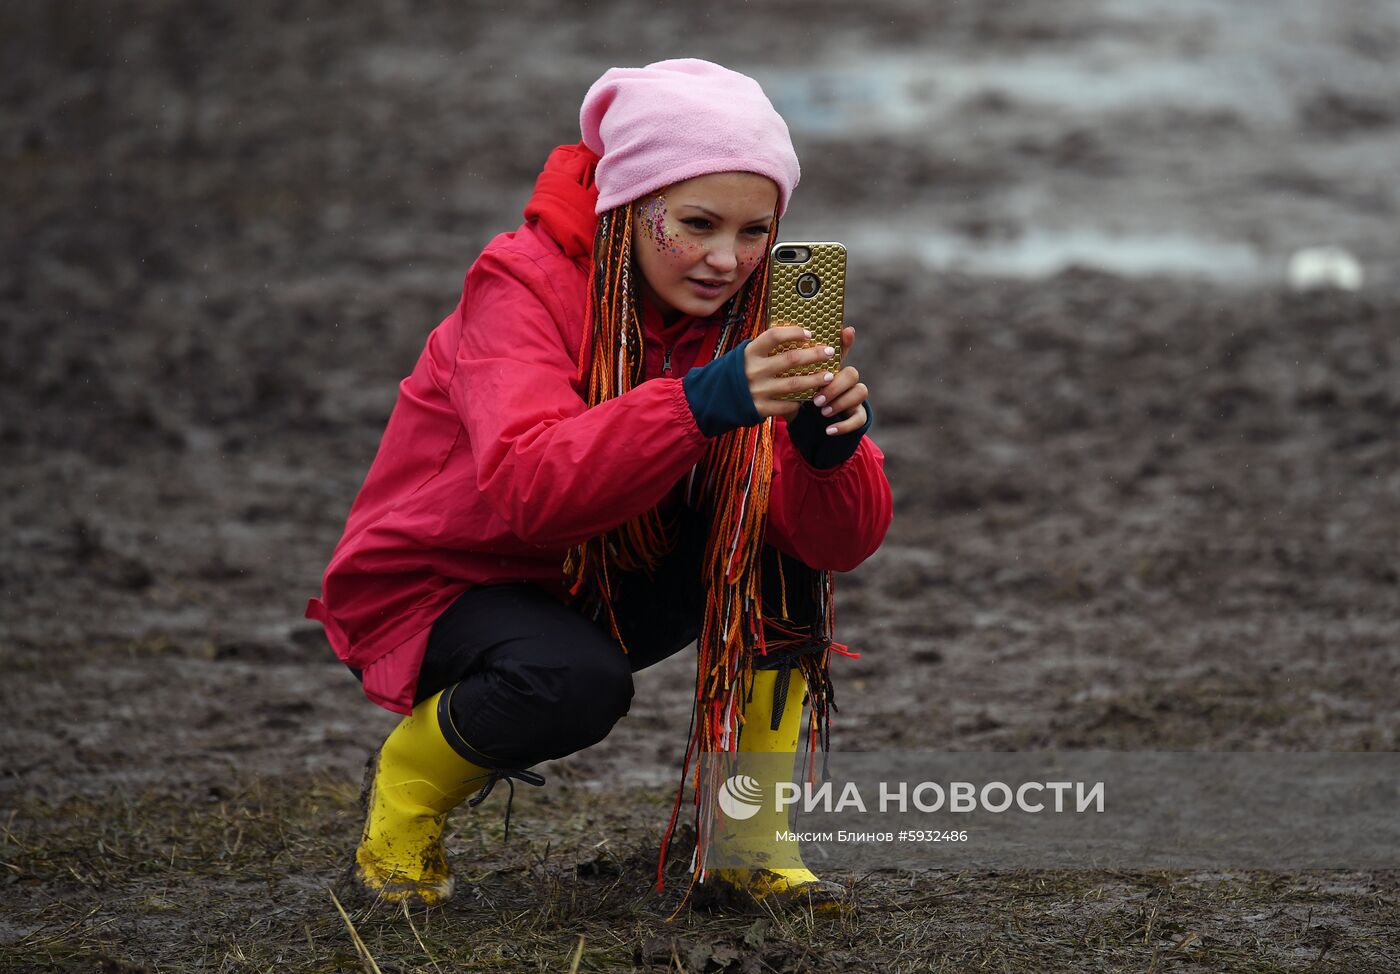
[705,237,739,274]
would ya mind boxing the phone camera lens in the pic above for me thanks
[777,248,797,261]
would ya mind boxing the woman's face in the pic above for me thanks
[631,171,779,322]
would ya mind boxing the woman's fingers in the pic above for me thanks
[824,403,868,435]
[822,381,868,418]
[811,366,859,410]
[750,341,837,380]
[749,325,810,356]
[751,325,867,433]
[823,331,869,430]
[746,326,836,388]
[812,363,869,432]
[752,369,831,405]
[746,324,856,419]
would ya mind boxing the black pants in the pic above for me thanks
[413,513,818,770]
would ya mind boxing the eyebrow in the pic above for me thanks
[679,203,775,225]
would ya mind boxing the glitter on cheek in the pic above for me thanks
[638,195,671,251]
[736,238,766,272]
[639,196,698,263]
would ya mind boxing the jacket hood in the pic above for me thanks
[523,141,601,260]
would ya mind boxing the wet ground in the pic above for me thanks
[2,1,1398,970]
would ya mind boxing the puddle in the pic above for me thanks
[915,228,1263,279]
[759,0,1394,138]
[832,223,1270,281]
[762,54,1287,137]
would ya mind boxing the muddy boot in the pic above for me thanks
[341,687,501,908]
[703,667,849,915]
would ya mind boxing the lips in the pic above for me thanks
[687,277,731,298]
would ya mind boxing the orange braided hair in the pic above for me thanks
[563,201,838,911]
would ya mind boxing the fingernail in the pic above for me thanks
[822,372,834,382]
[804,329,813,337]
[826,425,838,436]
[821,406,833,416]
[823,347,836,356]
[813,394,826,407]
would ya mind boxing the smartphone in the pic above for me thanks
[767,241,847,401]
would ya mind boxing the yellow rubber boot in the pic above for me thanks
[345,688,496,907]
[709,667,848,914]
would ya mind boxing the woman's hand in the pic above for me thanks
[811,325,868,435]
[744,326,842,420]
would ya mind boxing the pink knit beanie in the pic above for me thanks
[579,59,801,216]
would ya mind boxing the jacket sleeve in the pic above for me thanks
[765,416,894,572]
[449,248,710,548]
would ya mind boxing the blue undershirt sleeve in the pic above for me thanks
[681,339,762,438]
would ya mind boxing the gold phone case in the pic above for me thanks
[767,241,847,401]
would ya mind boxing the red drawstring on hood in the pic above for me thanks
[523,142,601,261]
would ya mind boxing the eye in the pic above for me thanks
[681,217,713,231]
[742,225,771,237]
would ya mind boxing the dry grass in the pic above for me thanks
[2,776,1397,972]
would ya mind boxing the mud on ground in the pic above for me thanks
[2,1,1398,971]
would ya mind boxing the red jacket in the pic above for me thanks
[307,145,894,714]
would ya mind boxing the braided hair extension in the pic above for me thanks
[562,202,839,910]
[562,203,672,641]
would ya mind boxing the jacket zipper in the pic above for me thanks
[661,346,674,378]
